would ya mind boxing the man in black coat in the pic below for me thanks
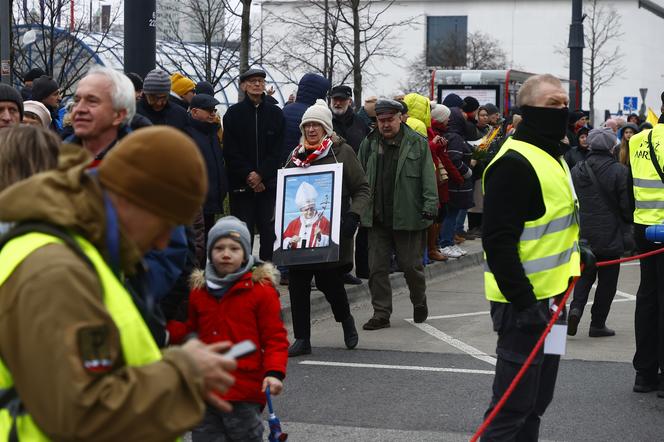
[186,94,228,244]
[223,69,285,260]
[330,85,369,153]
[136,69,188,132]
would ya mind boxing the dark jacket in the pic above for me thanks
[222,94,285,191]
[444,108,474,209]
[169,93,189,110]
[281,74,330,161]
[284,134,370,271]
[136,97,188,132]
[185,116,228,214]
[332,107,369,153]
[130,112,153,131]
[564,146,588,169]
[571,150,631,256]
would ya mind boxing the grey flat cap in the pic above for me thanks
[239,69,266,83]
[374,98,403,115]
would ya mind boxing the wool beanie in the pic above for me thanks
[195,81,214,96]
[442,93,463,109]
[171,73,196,97]
[588,128,618,151]
[300,99,334,135]
[126,72,144,92]
[0,84,24,119]
[430,104,451,124]
[462,96,480,113]
[23,100,51,127]
[23,68,45,83]
[143,69,171,95]
[98,126,208,225]
[206,216,252,262]
[31,76,59,102]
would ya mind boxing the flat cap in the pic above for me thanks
[330,85,352,99]
[239,69,266,83]
[190,93,220,110]
[484,103,500,115]
[374,98,403,115]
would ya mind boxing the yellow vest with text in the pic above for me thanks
[483,138,581,302]
[629,124,664,226]
[0,232,163,441]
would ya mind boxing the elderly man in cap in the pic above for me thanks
[330,85,369,153]
[0,126,237,440]
[358,98,438,330]
[223,68,284,261]
[30,75,61,133]
[186,93,228,243]
[136,69,188,131]
[0,84,23,130]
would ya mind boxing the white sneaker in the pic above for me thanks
[452,245,468,256]
[441,246,463,258]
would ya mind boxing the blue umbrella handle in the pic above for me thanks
[265,387,275,414]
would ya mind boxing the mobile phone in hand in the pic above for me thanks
[224,340,257,360]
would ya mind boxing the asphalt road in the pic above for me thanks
[270,246,664,441]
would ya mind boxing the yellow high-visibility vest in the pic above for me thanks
[629,124,664,226]
[483,138,581,302]
[0,232,162,441]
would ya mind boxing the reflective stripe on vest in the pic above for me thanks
[0,232,162,441]
[482,138,581,302]
[630,125,664,225]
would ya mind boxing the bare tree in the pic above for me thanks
[222,0,253,73]
[399,52,431,96]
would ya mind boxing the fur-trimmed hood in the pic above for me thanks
[189,262,279,290]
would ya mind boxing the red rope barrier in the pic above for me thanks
[470,245,664,442]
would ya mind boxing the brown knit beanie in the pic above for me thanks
[98,126,208,225]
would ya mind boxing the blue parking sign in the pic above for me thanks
[623,96,638,112]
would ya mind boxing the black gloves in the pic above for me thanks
[515,303,549,335]
[421,211,435,221]
[579,239,596,271]
[341,212,360,238]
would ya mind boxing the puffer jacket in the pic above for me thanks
[403,93,431,129]
[571,150,632,256]
[167,265,288,406]
[281,73,330,161]
[445,108,474,209]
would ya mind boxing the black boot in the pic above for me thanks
[341,315,359,349]
[288,339,311,357]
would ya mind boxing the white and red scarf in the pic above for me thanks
[290,136,333,167]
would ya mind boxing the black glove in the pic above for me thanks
[515,303,549,335]
[579,239,596,271]
[341,212,360,238]
[421,211,435,221]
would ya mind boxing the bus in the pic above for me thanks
[430,69,579,116]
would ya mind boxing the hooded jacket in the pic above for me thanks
[167,265,288,405]
[281,74,331,161]
[136,96,188,132]
[0,147,206,441]
[444,107,474,208]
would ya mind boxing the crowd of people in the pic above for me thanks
[0,65,663,441]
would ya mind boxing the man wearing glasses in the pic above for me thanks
[223,69,285,261]
[357,98,438,330]
[136,69,188,132]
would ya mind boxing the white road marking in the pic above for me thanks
[424,311,490,321]
[299,360,494,375]
[405,320,497,366]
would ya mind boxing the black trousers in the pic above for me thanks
[354,227,370,278]
[468,212,483,231]
[481,301,560,442]
[229,189,275,261]
[569,255,620,328]
[633,225,664,380]
[289,267,351,339]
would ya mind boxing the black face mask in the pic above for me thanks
[520,105,569,142]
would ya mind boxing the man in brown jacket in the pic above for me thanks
[0,127,236,441]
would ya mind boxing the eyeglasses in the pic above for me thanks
[246,78,265,85]
[303,123,322,129]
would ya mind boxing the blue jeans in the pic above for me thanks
[440,206,461,248]
[455,208,468,234]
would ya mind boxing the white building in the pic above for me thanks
[261,0,664,122]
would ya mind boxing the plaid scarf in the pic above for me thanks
[290,136,333,167]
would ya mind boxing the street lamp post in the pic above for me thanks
[568,0,584,111]
[1,0,11,85]
[124,0,156,78]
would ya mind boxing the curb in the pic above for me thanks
[279,250,484,325]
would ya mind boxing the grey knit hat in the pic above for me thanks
[207,216,252,261]
[588,128,619,151]
[143,69,171,95]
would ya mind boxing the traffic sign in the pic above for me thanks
[623,96,638,113]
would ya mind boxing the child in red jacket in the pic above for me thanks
[167,216,289,442]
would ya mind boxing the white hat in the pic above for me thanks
[295,181,318,209]
[23,100,52,128]
[300,99,334,136]
[431,104,451,124]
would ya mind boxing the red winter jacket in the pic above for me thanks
[167,264,289,405]
[427,126,464,204]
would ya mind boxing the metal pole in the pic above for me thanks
[0,0,11,85]
[124,0,156,78]
[568,0,584,110]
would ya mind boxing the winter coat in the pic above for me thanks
[169,93,189,110]
[571,150,632,256]
[358,125,438,230]
[130,112,153,131]
[281,74,330,161]
[136,97,188,132]
[186,116,228,214]
[564,146,588,169]
[444,108,474,209]
[428,126,463,204]
[0,147,207,439]
[332,107,369,153]
[403,93,431,129]
[222,94,285,191]
[167,265,288,406]
[284,134,370,271]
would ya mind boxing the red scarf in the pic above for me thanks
[290,136,333,167]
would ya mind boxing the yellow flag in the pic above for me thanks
[647,107,660,126]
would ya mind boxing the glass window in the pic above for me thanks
[426,16,468,68]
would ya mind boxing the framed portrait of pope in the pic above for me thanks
[272,163,342,266]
